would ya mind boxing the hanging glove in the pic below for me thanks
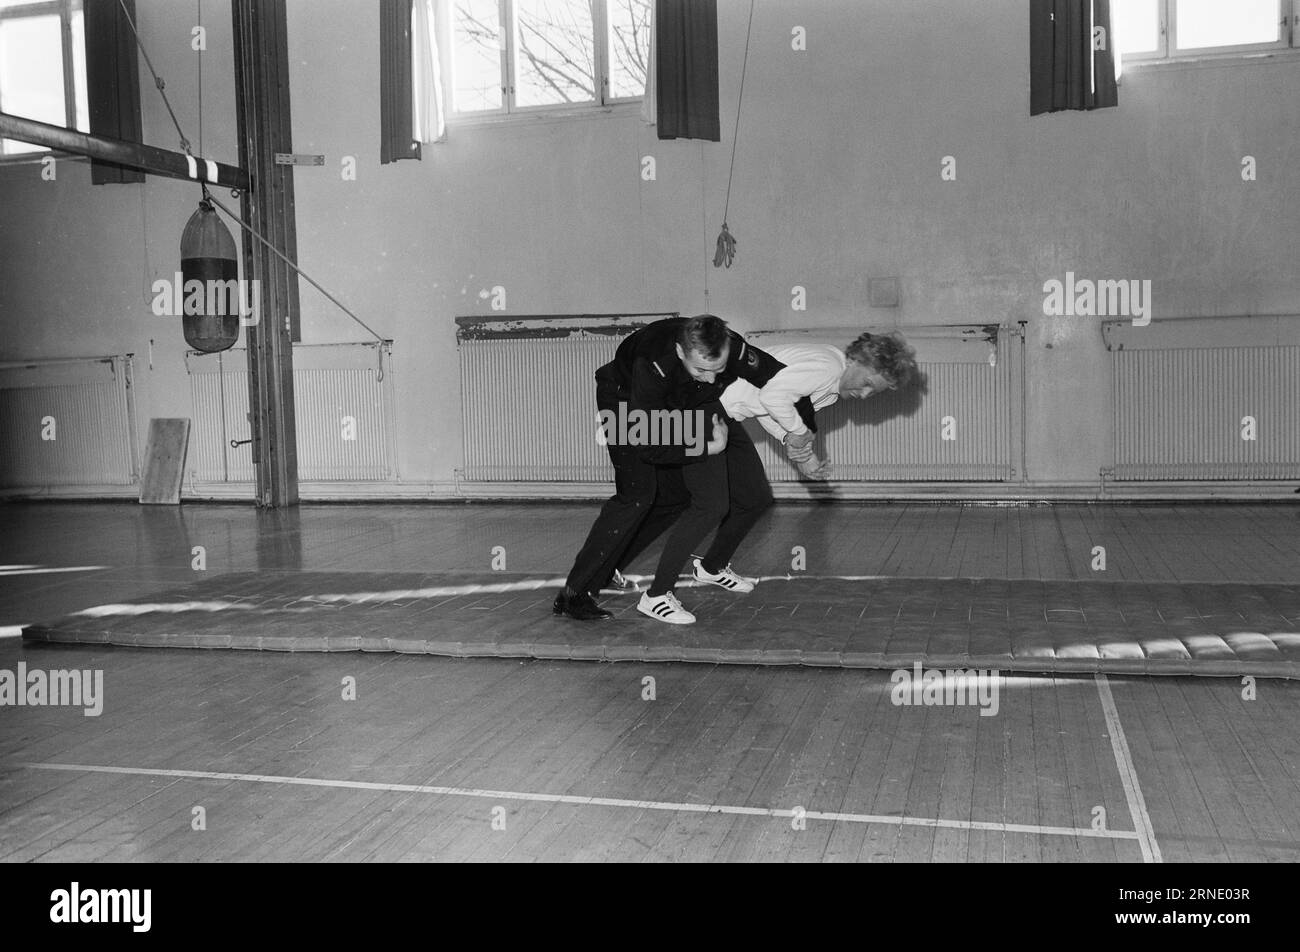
[713,223,737,269]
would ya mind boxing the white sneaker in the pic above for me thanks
[638,591,696,625]
[692,559,756,593]
[596,569,639,595]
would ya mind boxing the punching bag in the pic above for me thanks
[180,198,241,353]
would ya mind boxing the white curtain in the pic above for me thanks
[412,0,446,143]
[639,0,656,126]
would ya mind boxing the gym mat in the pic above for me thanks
[20,571,1300,678]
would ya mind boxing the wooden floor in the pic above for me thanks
[2,501,1298,862]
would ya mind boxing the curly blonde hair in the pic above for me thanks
[845,332,919,390]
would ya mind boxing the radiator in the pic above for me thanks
[187,343,395,482]
[1112,345,1300,480]
[0,356,136,488]
[461,336,618,481]
[748,357,1013,481]
[458,318,1015,482]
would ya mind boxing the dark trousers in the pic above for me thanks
[564,400,774,597]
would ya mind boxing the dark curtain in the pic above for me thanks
[655,0,720,141]
[1030,0,1118,115]
[85,0,144,184]
[380,0,420,163]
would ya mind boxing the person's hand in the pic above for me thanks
[784,430,815,464]
[707,414,729,455]
[796,456,833,480]
[785,429,814,452]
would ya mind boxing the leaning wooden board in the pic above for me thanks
[139,418,191,505]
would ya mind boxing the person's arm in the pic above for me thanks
[755,414,788,443]
[756,356,841,475]
[752,389,817,464]
[758,379,811,439]
[756,355,840,437]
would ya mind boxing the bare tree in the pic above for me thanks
[607,0,650,97]
[454,0,649,108]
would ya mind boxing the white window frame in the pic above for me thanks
[0,0,86,158]
[436,0,647,123]
[599,0,649,106]
[1119,0,1297,66]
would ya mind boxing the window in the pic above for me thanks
[1113,0,1297,66]
[0,0,87,156]
[439,0,651,117]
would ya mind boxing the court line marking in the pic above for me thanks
[54,573,1021,616]
[0,566,108,577]
[68,571,1300,618]
[22,761,1141,841]
[69,576,880,615]
[1094,673,1163,863]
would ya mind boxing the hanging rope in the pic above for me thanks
[117,0,192,155]
[197,0,203,156]
[204,188,389,381]
[714,0,756,269]
[114,0,388,381]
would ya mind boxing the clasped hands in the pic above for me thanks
[783,430,832,481]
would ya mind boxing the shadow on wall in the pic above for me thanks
[741,370,932,456]
[743,371,933,500]
[818,369,931,438]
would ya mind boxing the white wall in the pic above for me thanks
[2,0,1296,488]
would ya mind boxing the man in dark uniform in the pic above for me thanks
[554,314,814,625]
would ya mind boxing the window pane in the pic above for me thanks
[71,5,88,132]
[1175,0,1280,49]
[513,0,595,108]
[452,0,503,112]
[1113,0,1161,54]
[606,0,649,99]
[0,14,65,154]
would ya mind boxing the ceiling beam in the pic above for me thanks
[0,111,251,192]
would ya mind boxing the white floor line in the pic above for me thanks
[59,574,938,615]
[68,570,1289,618]
[0,566,107,577]
[1094,673,1163,863]
[54,571,1300,619]
[22,761,1139,841]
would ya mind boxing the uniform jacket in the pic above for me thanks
[595,317,815,464]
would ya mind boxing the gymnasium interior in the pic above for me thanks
[1,0,1297,866]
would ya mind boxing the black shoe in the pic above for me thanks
[554,589,612,621]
